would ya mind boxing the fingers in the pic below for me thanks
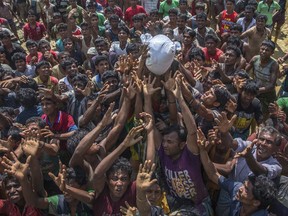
[48,172,57,182]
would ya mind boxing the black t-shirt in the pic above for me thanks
[233,94,263,138]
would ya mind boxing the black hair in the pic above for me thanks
[27,9,37,16]
[67,129,89,154]
[94,55,109,66]
[163,27,173,35]
[226,0,235,4]
[102,70,119,83]
[183,29,196,38]
[57,23,68,31]
[80,22,89,29]
[168,8,179,16]
[226,46,241,58]
[90,13,99,19]
[248,175,277,209]
[205,34,219,43]
[107,157,133,179]
[227,36,241,47]
[63,37,74,46]
[242,79,258,95]
[132,14,144,22]
[126,43,140,54]
[178,13,188,21]
[179,0,188,4]
[195,2,206,10]
[60,58,77,70]
[258,126,282,146]
[12,52,26,62]
[109,14,120,22]
[19,77,38,91]
[0,107,15,117]
[162,124,187,143]
[213,85,232,107]
[25,116,46,128]
[16,88,38,108]
[149,9,159,15]
[35,61,51,73]
[94,37,108,46]
[256,14,268,23]
[105,6,114,14]
[245,5,255,12]
[26,40,38,48]
[189,47,205,61]
[2,175,20,188]
[235,69,250,79]
[261,40,275,51]
[230,23,243,32]
[72,73,89,87]
[38,39,50,48]
[196,12,207,20]
[66,166,88,186]
[7,126,22,143]
[0,30,10,39]
[58,51,70,60]
[248,0,258,9]
[118,24,130,35]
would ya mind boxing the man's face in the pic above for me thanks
[15,59,26,72]
[201,88,217,107]
[195,7,204,15]
[95,43,106,53]
[259,45,273,60]
[91,17,99,26]
[58,28,68,38]
[118,30,128,42]
[162,131,184,159]
[196,17,206,29]
[224,49,237,65]
[65,63,78,77]
[183,33,193,45]
[104,77,119,92]
[27,44,38,55]
[96,60,109,74]
[241,90,255,106]
[73,80,86,96]
[177,17,186,29]
[130,0,137,7]
[28,14,36,23]
[0,36,11,46]
[256,18,266,29]
[107,170,130,200]
[146,183,162,206]
[236,180,255,205]
[169,13,177,23]
[244,9,253,20]
[133,19,142,29]
[179,2,187,11]
[64,41,74,52]
[39,43,51,54]
[38,64,52,80]
[230,29,241,37]
[226,1,234,11]
[205,39,217,53]
[41,99,57,116]
[110,19,119,28]
[5,179,23,204]
[256,132,278,161]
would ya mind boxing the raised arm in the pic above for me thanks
[69,103,116,168]
[170,78,198,154]
[93,126,144,198]
[197,129,221,184]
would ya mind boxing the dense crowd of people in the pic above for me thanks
[0,0,288,215]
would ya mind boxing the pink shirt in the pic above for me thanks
[23,22,46,41]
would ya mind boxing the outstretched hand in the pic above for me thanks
[123,125,144,148]
[214,112,237,133]
[1,153,31,180]
[120,201,138,216]
[21,135,41,157]
[142,75,161,97]
[136,160,157,191]
[101,102,117,127]
[139,112,153,132]
[234,140,256,159]
[48,161,67,192]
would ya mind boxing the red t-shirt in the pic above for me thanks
[0,200,43,216]
[93,181,136,216]
[26,52,43,65]
[202,47,223,67]
[220,10,238,34]
[23,22,46,41]
[124,5,147,27]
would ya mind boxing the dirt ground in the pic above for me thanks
[273,13,288,59]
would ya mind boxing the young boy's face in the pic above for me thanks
[90,17,99,26]
[15,59,26,72]
[28,14,36,23]
[260,45,273,60]
[41,99,57,116]
[226,1,234,11]
[27,44,38,55]
[38,64,52,81]
[133,19,143,29]
[201,88,217,107]
[96,60,109,74]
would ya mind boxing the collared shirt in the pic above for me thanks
[59,76,73,91]
[34,75,59,93]
[230,138,282,182]
[257,1,281,25]
[236,17,256,32]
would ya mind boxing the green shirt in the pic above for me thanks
[159,0,179,17]
[257,1,280,25]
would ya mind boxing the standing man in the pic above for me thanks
[124,0,147,27]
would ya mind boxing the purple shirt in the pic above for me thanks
[158,145,209,209]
